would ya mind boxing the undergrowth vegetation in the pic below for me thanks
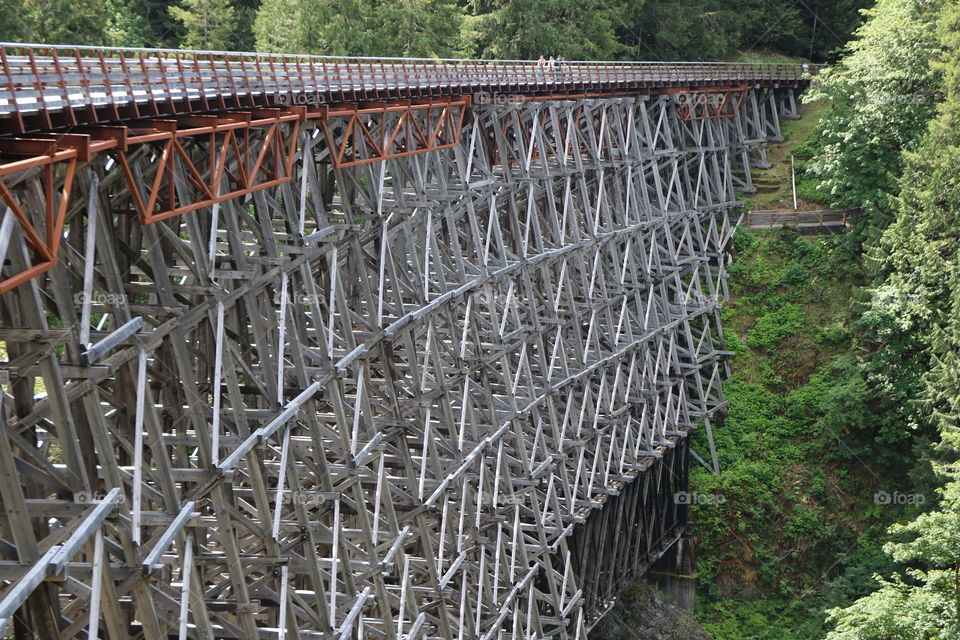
[690,1,960,637]
[689,227,919,640]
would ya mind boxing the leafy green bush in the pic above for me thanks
[746,304,806,351]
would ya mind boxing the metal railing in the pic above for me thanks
[0,42,818,129]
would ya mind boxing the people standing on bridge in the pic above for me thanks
[548,56,556,73]
[536,55,546,78]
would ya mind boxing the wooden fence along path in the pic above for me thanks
[745,209,854,230]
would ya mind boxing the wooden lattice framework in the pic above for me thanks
[0,87,795,639]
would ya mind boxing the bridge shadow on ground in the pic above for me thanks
[591,580,710,640]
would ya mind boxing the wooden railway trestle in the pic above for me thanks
[0,82,797,639]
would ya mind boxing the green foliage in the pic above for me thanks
[826,483,960,639]
[746,303,806,351]
[255,0,462,57]
[792,158,834,205]
[804,0,945,245]
[700,598,831,640]
[125,0,184,46]
[616,0,869,62]
[463,0,628,60]
[17,0,113,44]
[1,0,870,62]
[170,0,236,50]
[0,0,173,47]
[735,0,808,55]
[924,284,960,458]
[727,49,805,64]
[230,0,257,51]
[810,1,960,637]
[248,0,867,61]
[0,0,29,41]
[691,223,931,640]
[105,0,153,46]
[619,0,742,61]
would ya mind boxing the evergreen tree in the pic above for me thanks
[799,0,872,62]
[376,0,462,57]
[619,0,740,61]
[253,0,300,53]
[735,0,806,57]
[0,0,29,42]
[170,0,236,50]
[255,0,460,57]
[463,0,627,61]
[230,0,258,51]
[106,0,154,46]
[924,272,960,462]
[23,0,112,44]
[824,1,960,634]
[804,0,945,245]
[128,0,184,47]
[826,482,960,639]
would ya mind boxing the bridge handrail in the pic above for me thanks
[0,41,820,68]
[0,42,819,130]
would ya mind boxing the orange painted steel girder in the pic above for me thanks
[317,97,470,168]
[0,98,477,293]
[0,106,305,294]
[115,107,304,223]
[0,138,81,294]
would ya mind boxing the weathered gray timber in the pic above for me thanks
[745,209,853,230]
[0,88,793,638]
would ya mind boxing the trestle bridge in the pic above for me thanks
[0,44,812,639]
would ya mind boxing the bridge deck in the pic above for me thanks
[0,43,814,134]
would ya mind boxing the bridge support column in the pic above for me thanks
[648,534,698,611]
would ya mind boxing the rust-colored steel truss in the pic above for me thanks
[115,108,304,223]
[319,98,470,168]
[0,140,80,293]
[0,98,477,293]
[0,108,306,292]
